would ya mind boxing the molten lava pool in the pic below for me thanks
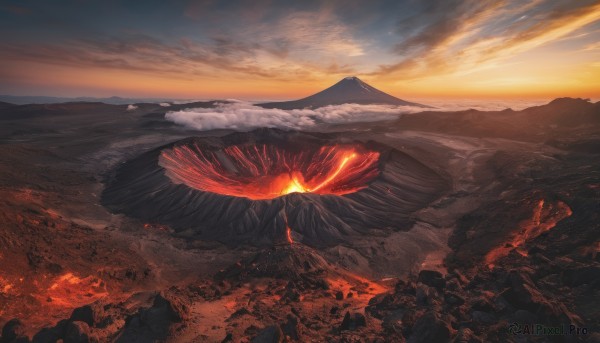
[159,144,380,200]
[102,130,450,247]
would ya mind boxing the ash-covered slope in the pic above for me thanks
[0,101,14,109]
[102,129,449,248]
[384,97,600,142]
[259,76,428,110]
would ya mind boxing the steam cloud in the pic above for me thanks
[165,99,547,131]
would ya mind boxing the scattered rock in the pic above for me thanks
[471,311,495,324]
[418,270,446,290]
[281,288,301,303]
[31,327,61,343]
[251,325,283,343]
[1,319,27,343]
[280,314,300,340]
[335,291,344,300]
[500,272,550,313]
[221,332,233,343]
[69,303,104,328]
[409,312,453,343]
[444,292,465,306]
[452,327,481,343]
[470,296,494,312]
[64,321,91,343]
[339,312,366,331]
[227,307,250,321]
[314,278,330,290]
[381,309,405,333]
[117,292,187,341]
[446,279,462,292]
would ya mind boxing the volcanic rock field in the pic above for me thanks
[0,98,598,342]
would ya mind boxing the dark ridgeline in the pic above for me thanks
[259,76,429,109]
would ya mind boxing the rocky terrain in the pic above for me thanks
[0,98,598,342]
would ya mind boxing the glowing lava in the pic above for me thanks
[286,226,294,244]
[159,144,379,200]
[485,199,572,268]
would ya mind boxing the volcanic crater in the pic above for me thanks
[102,129,449,247]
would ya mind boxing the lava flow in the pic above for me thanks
[485,199,573,268]
[159,143,380,200]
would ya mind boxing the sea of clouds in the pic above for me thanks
[164,99,548,131]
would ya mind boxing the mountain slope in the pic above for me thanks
[259,76,429,109]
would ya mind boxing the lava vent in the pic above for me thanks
[102,129,449,247]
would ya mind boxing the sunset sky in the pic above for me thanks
[1,0,599,101]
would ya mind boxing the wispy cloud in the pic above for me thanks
[1,0,599,97]
[375,0,600,79]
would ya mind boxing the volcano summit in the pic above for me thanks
[259,76,428,109]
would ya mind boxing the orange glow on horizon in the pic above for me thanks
[2,2,600,100]
[4,59,599,101]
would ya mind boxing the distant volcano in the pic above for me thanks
[259,76,429,110]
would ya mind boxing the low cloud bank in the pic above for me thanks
[165,102,424,131]
[164,99,549,131]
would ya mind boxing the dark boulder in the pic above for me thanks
[280,314,300,340]
[339,312,366,331]
[116,292,187,342]
[444,292,465,306]
[251,325,283,343]
[63,321,91,343]
[227,307,250,321]
[381,309,405,334]
[1,319,27,343]
[69,303,104,328]
[31,327,61,343]
[470,296,494,312]
[409,312,453,343]
[221,332,233,342]
[418,270,446,290]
